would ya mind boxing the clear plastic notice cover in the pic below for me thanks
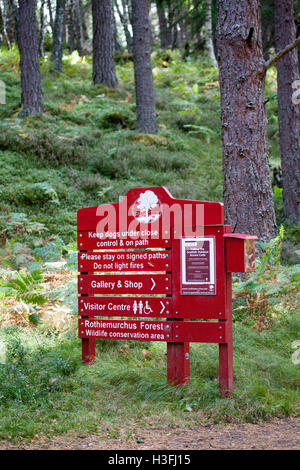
[181,237,216,295]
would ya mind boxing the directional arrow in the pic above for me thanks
[79,274,170,295]
[79,297,171,318]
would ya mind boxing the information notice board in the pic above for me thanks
[181,237,216,295]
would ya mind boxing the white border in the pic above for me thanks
[181,237,215,285]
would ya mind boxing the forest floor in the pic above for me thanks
[0,49,299,451]
[0,416,299,450]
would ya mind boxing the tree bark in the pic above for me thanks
[67,0,83,55]
[171,6,178,49]
[47,0,54,33]
[3,0,14,45]
[67,0,74,52]
[8,0,18,46]
[156,0,169,49]
[51,0,66,72]
[73,0,83,54]
[166,0,176,49]
[79,0,89,44]
[112,2,124,53]
[115,0,133,53]
[18,0,43,116]
[205,0,217,66]
[39,0,45,57]
[216,0,276,240]
[131,0,157,134]
[0,2,10,49]
[274,0,300,223]
[92,0,118,89]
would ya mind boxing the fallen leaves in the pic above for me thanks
[142,349,152,360]
[117,344,130,355]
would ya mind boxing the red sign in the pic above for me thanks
[78,230,171,250]
[77,186,224,232]
[172,321,226,343]
[77,186,256,397]
[78,274,171,295]
[79,319,171,342]
[78,250,171,272]
[79,296,172,317]
[78,319,226,343]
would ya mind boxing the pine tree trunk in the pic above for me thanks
[132,0,157,134]
[92,0,118,88]
[18,0,43,116]
[112,3,124,53]
[39,0,45,57]
[156,0,169,49]
[205,0,217,67]
[166,0,174,49]
[0,3,10,49]
[47,0,54,33]
[51,0,66,72]
[8,0,18,45]
[73,0,83,55]
[115,0,133,53]
[216,0,276,240]
[5,0,14,45]
[79,0,89,43]
[67,0,75,53]
[274,0,300,223]
[67,0,83,55]
[3,0,13,45]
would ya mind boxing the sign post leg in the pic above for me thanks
[219,272,233,396]
[79,255,96,364]
[82,337,96,364]
[167,342,190,386]
[219,340,233,396]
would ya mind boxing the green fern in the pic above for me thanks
[0,269,47,306]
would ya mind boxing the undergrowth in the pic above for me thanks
[0,47,299,442]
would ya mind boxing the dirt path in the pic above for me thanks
[0,417,299,450]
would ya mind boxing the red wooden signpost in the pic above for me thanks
[77,186,256,396]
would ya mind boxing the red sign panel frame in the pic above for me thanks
[79,319,171,342]
[77,186,242,397]
[78,274,171,295]
[79,296,172,318]
[79,319,226,343]
[78,230,172,250]
[78,250,171,273]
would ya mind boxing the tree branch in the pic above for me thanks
[265,36,300,70]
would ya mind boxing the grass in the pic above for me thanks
[0,314,299,441]
[0,48,224,242]
[0,46,299,443]
[0,47,298,251]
